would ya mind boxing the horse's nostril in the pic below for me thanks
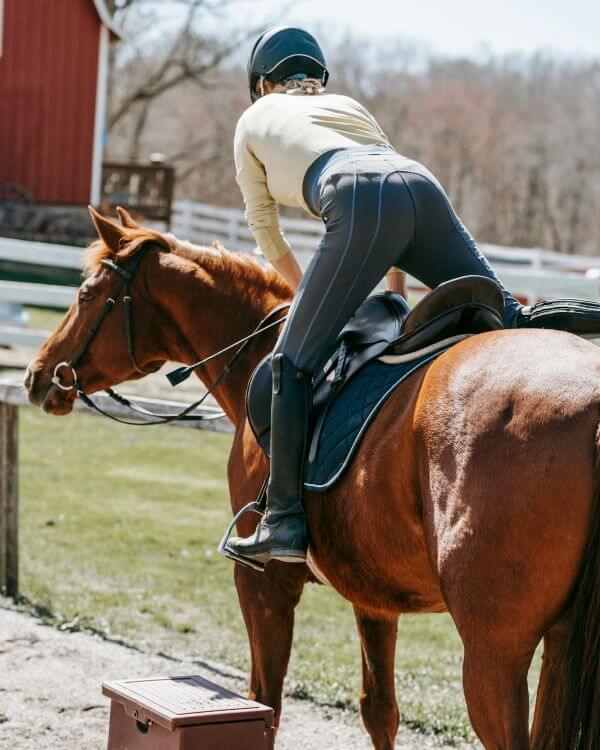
[23,368,33,392]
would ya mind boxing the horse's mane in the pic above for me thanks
[83,225,290,297]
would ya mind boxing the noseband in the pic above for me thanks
[51,245,289,426]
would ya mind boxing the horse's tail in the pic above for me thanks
[537,425,600,749]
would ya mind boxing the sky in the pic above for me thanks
[250,0,600,59]
[149,0,600,60]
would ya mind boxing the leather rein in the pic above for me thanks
[50,245,289,426]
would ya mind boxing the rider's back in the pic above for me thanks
[234,90,390,212]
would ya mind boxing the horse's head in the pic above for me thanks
[25,207,171,415]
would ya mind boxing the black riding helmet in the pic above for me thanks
[247,25,329,103]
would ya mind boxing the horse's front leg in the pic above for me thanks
[354,607,400,750]
[227,429,306,726]
[234,562,306,727]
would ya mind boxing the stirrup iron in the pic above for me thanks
[218,481,268,572]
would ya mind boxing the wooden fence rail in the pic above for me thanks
[0,380,233,598]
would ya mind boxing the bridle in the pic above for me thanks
[52,247,154,392]
[50,245,289,426]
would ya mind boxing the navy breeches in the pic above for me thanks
[274,145,520,375]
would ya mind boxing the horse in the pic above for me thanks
[25,207,600,750]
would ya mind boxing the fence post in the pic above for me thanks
[0,402,18,598]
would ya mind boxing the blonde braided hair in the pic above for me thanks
[272,76,325,95]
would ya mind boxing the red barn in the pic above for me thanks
[0,0,120,206]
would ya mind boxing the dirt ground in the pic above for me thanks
[0,606,466,750]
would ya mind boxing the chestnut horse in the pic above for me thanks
[25,209,600,750]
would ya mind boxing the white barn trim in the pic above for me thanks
[91,0,122,39]
[90,23,110,204]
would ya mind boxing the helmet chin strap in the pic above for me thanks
[259,76,266,97]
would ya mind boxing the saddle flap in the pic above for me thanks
[246,291,411,456]
[245,354,273,455]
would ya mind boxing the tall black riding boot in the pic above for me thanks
[226,353,311,565]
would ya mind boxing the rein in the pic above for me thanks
[51,245,289,426]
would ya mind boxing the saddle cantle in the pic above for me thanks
[246,275,505,491]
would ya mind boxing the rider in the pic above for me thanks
[225,25,522,567]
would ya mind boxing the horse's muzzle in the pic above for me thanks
[24,363,75,414]
[24,363,46,406]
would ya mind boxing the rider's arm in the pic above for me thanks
[272,252,303,289]
[234,117,294,270]
[386,267,407,296]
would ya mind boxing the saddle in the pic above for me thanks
[246,275,505,491]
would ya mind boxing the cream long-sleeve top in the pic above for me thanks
[233,89,391,263]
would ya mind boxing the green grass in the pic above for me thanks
[19,406,541,744]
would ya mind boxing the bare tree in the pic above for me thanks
[103,10,600,255]
[106,0,257,161]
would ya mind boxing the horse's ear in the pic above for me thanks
[88,206,126,252]
[116,206,139,229]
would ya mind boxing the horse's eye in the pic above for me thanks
[79,292,95,303]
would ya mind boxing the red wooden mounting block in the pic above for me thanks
[102,675,275,749]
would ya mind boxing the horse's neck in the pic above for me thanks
[155,253,289,425]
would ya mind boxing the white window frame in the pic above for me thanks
[0,0,5,58]
[90,23,110,205]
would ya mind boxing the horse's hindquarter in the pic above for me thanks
[416,329,600,637]
[307,329,600,625]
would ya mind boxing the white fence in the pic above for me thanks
[172,201,600,302]
[172,200,324,256]
[0,238,83,268]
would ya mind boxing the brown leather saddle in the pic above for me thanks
[247,275,505,457]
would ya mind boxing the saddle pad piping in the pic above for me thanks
[378,333,472,365]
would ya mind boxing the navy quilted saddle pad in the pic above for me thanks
[305,347,447,492]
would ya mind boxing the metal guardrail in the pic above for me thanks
[0,379,233,598]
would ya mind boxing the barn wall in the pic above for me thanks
[0,0,101,205]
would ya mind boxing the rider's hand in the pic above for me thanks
[386,268,407,296]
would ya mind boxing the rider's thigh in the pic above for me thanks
[274,170,415,374]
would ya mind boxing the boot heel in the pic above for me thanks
[271,550,307,563]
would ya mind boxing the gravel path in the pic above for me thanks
[0,606,464,749]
